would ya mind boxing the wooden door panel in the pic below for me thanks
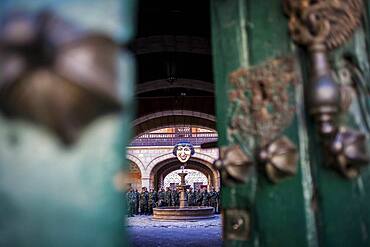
[212,0,370,246]
[211,1,316,246]
[305,18,370,247]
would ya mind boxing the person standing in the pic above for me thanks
[165,187,171,206]
[170,187,177,206]
[148,188,155,214]
[144,187,149,214]
[195,188,202,206]
[152,188,158,209]
[134,189,140,215]
[201,187,209,206]
[216,189,221,214]
[125,189,130,217]
[157,187,165,207]
[187,187,195,206]
[140,187,149,215]
[208,187,218,213]
[126,188,135,217]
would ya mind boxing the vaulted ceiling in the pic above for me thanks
[132,1,215,135]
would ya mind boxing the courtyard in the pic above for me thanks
[127,215,222,247]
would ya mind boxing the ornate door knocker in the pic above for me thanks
[284,0,370,178]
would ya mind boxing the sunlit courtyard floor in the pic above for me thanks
[127,215,222,247]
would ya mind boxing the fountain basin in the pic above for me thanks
[153,206,214,221]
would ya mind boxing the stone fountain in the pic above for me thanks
[152,142,214,221]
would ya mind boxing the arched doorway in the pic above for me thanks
[149,157,220,191]
[163,168,208,190]
[127,126,219,191]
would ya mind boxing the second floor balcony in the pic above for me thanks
[129,132,218,147]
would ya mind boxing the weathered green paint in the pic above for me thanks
[247,1,317,246]
[211,0,258,218]
[212,0,370,247]
[302,22,370,247]
[0,1,136,246]
[211,1,316,246]
[211,2,258,246]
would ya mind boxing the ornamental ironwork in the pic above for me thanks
[228,56,299,147]
[284,0,369,178]
[284,0,363,50]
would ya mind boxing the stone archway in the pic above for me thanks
[149,157,220,191]
[133,110,216,137]
[127,153,145,173]
[127,133,219,190]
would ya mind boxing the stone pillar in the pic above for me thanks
[216,174,221,191]
[160,174,164,188]
[207,174,211,191]
[141,176,150,189]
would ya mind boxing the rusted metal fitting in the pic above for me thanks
[224,208,250,241]
[213,145,253,185]
[329,127,370,179]
[258,136,298,183]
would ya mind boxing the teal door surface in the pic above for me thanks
[0,0,136,246]
[211,0,370,246]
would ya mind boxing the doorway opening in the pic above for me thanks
[126,1,221,246]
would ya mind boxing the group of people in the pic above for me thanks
[125,186,220,217]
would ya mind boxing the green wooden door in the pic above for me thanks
[0,0,136,246]
[2,1,370,246]
[211,0,370,246]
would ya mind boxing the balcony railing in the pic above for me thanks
[129,132,218,147]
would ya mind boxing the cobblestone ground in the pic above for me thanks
[127,215,222,247]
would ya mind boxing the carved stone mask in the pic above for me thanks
[173,142,194,163]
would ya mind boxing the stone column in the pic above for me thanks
[207,174,211,191]
[160,174,164,188]
[141,176,150,189]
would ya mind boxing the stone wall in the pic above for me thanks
[127,146,219,190]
